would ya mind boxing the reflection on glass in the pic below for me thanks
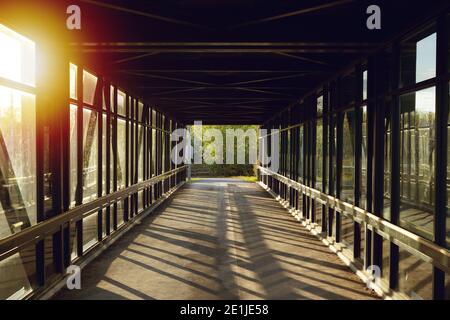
[138,102,143,122]
[0,86,36,239]
[117,119,126,189]
[363,70,368,100]
[69,104,77,207]
[361,106,368,209]
[341,213,353,255]
[317,95,323,116]
[152,109,156,126]
[341,110,355,204]
[399,87,435,240]
[138,125,144,182]
[381,237,390,288]
[298,125,303,183]
[0,24,35,86]
[82,70,97,105]
[152,129,156,176]
[70,63,77,100]
[82,108,98,203]
[0,247,36,299]
[0,29,37,296]
[117,90,126,116]
[102,114,107,196]
[316,119,323,190]
[286,130,291,177]
[384,112,391,221]
[162,132,166,173]
[398,248,432,299]
[82,214,97,251]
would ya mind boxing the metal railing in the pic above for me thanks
[0,165,187,262]
[258,166,450,274]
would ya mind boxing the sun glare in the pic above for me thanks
[0,24,35,86]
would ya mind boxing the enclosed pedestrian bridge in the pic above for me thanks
[0,0,449,300]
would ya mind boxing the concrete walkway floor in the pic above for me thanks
[53,178,378,300]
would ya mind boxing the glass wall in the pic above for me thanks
[341,110,355,204]
[361,106,368,209]
[399,87,435,240]
[258,13,449,300]
[0,22,184,299]
[0,23,37,299]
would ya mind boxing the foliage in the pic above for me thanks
[189,125,259,177]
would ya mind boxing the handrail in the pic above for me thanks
[0,165,186,261]
[258,166,450,273]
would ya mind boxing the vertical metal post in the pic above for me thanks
[105,82,111,236]
[76,64,84,257]
[433,14,449,300]
[112,87,118,230]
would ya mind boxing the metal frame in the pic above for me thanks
[259,9,450,299]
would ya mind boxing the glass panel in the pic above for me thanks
[362,70,368,101]
[0,246,36,299]
[315,201,322,232]
[341,214,353,254]
[117,200,124,227]
[401,31,436,86]
[298,125,304,183]
[399,87,435,240]
[83,213,97,251]
[102,208,108,237]
[117,119,126,189]
[384,111,391,220]
[0,86,36,238]
[69,104,77,207]
[138,102,143,122]
[117,90,126,116]
[82,108,98,203]
[152,129,156,177]
[398,248,433,299]
[138,125,144,182]
[162,132,166,173]
[102,114,107,196]
[359,223,365,260]
[317,95,323,116]
[341,110,355,204]
[0,24,35,86]
[69,63,77,100]
[151,109,156,126]
[416,33,436,82]
[286,130,290,177]
[316,119,323,190]
[138,190,144,212]
[361,106,368,209]
[381,237,390,288]
[82,70,97,105]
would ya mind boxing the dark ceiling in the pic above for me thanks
[65,0,449,124]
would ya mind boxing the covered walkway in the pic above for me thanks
[53,179,375,300]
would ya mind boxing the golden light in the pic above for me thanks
[0,23,35,87]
